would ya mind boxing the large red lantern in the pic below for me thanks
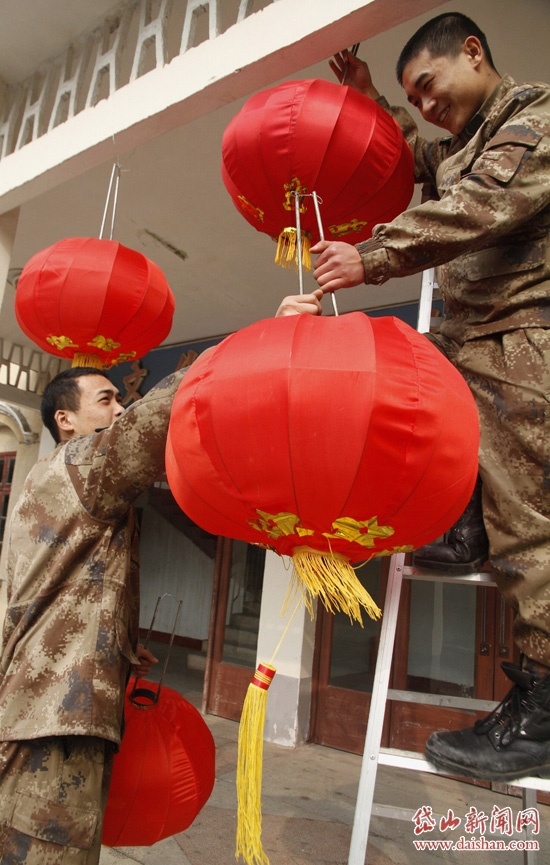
[166,313,479,622]
[15,237,174,368]
[221,79,414,267]
[102,679,215,847]
[166,312,479,865]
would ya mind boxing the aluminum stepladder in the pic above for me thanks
[347,269,550,865]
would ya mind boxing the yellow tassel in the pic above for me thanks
[72,352,105,369]
[274,229,311,271]
[236,663,276,865]
[284,546,382,626]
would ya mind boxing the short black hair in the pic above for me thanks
[41,367,110,443]
[396,12,496,85]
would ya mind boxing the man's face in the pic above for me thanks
[401,44,490,135]
[56,374,124,440]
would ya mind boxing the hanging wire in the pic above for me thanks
[99,161,121,240]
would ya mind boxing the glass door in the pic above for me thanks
[310,558,386,753]
[388,576,516,753]
[310,560,519,758]
[204,537,266,720]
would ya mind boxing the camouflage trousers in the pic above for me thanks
[0,736,114,864]
[429,327,550,666]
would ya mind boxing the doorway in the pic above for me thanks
[204,537,266,720]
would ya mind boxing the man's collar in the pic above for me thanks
[459,75,516,143]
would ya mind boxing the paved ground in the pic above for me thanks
[100,643,549,865]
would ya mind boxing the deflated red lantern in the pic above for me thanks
[15,237,174,368]
[102,679,215,847]
[166,313,479,622]
[221,79,414,268]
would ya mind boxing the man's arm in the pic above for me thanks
[314,89,550,293]
[66,368,187,522]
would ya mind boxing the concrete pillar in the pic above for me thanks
[0,402,41,625]
[256,551,317,747]
[0,207,19,310]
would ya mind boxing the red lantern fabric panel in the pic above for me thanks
[221,79,414,246]
[15,238,174,366]
[102,680,215,847]
[166,314,479,563]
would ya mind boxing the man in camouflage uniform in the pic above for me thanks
[308,12,550,780]
[0,366,185,862]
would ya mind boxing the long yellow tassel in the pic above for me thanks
[236,663,276,865]
[235,549,381,864]
[274,228,311,271]
[286,547,381,625]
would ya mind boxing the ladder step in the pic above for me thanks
[378,747,550,792]
[403,565,497,586]
[387,688,497,712]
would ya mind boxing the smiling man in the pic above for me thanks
[306,12,550,783]
[0,365,187,863]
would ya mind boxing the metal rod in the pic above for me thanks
[156,599,183,695]
[99,162,121,240]
[312,190,338,316]
[417,268,435,332]
[340,43,360,87]
[294,191,304,295]
[129,593,182,707]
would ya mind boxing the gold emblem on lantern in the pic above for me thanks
[249,509,396,549]
[328,218,368,237]
[323,516,394,547]
[237,195,264,223]
[87,335,122,353]
[47,335,78,350]
[248,510,314,539]
[283,177,308,213]
[373,544,414,557]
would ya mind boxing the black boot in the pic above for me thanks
[412,476,489,573]
[424,660,550,781]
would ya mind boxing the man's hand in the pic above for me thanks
[311,241,365,293]
[132,643,158,677]
[329,50,380,99]
[275,288,323,317]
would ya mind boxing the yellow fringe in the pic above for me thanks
[283,547,382,626]
[274,228,311,271]
[72,352,105,369]
[236,669,275,865]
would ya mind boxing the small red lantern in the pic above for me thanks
[15,237,174,368]
[221,79,414,267]
[166,313,479,621]
[102,679,215,847]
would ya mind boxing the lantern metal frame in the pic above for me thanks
[129,593,183,709]
[293,188,339,316]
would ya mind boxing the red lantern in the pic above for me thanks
[102,679,215,847]
[166,313,479,865]
[15,237,174,368]
[166,313,479,621]
[221,79,414,267]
